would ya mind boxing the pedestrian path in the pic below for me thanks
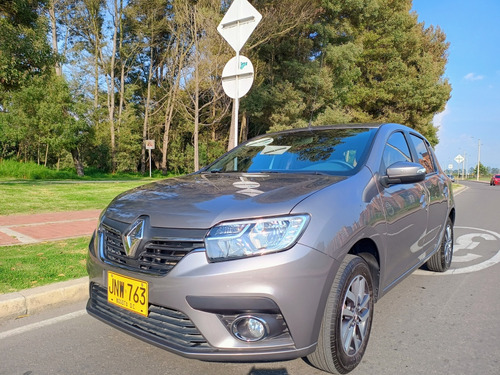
[0,210,101,246]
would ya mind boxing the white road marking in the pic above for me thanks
[415,226,500,276]
[452,253,482,262]
[0,310,87,340]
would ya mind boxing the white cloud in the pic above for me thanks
[433,104,450,129]
[464,72,484,81]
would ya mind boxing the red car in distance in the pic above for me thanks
[490,175,500,186]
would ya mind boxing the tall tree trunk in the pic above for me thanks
[160,46,189,173]
[161,121,171,174]
[71,148,85,177]
[90,7,100,111]
[141,36,155,174]
[93,44,99,109]
[161,89,178,173]
[117,1,126,141]
[104,0,121,173]
[240,112,248,143]
[44,143,49,167]
[193,6,199,172]
[49,0,62,76]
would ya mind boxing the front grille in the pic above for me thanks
[103,225,127,262]
[138,241,203,274]
[101,223,205,275]
[89,283,210,351]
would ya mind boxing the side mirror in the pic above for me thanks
[382,161,426,186]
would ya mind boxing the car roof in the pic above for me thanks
[261,123,414,136]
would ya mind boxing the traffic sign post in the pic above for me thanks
[221,55,254,99]
[218,0,262,149]
[455,154,465,180]
[217,0,262,53]
[145,140,155,178]
[454,154,464,164]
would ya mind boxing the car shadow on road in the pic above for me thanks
[248,367,288,375]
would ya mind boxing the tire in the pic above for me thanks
[426,217,454,272]
[307,255,374,374]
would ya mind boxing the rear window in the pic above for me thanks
[206,128,377,176]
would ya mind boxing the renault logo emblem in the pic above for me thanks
[122,219,145,257]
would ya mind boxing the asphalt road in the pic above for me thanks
[1,181,499,375]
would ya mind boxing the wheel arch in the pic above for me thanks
[449,207,456,224]
[348,238,381,302]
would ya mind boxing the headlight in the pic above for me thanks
[90,212,106,257]
[205,215,310,262]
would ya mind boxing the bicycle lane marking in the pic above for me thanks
[415,226,500,276]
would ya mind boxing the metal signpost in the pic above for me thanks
[145,139,155,178]
[455,154,465,180]
[217,0,262,148]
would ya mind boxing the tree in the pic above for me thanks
[0,0,55,94]
[156,0,194,174]
[126,0,170,173]
[1,0,452,177]
[473,162,488,178]
[242,0,450,146]
[235,0,320,141]
[179,0,232,171]
[0,75,90,175]
[321,0,451,143]
[48,0,63,76]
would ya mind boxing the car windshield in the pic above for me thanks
[205,127,377,176]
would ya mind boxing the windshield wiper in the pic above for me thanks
[296,170,333,176]
[201,169,240,173]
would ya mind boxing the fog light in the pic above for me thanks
[231,316,268,342]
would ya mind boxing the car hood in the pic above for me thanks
[104,173,345,228]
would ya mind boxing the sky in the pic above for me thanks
[411,0,500,172]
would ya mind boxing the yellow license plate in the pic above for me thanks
[107,271,149,317]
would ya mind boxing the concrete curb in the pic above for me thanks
[0,277,89,322]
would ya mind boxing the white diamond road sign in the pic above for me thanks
[454,154,465,164]
[217,0,262,53]
[222,55,254,99]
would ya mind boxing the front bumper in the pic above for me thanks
[86,242,338,361]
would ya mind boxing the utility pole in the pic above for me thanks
[476,139,481,181]
[462,153,466,180]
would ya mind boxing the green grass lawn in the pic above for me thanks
[0,180,156,215]
[0,178,171,294]
[0,237,90,293]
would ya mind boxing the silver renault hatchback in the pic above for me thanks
[86,123,455,374]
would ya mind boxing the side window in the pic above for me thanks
[409,134,436,174]
[382,132,412,170]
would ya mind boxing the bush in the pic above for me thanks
[0,160,77,179]
[0,159,179,180]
